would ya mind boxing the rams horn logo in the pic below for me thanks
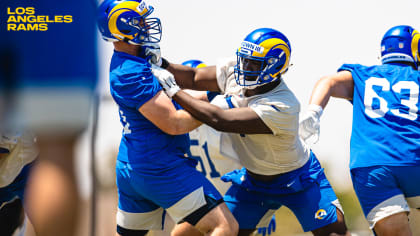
[315,209,327,220]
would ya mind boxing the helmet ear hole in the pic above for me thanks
[267,58,277,65]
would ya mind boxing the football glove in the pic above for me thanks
[299,104,323,144]
[151,65,180,98]
[144,43,162,66]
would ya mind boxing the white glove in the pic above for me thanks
[151,65,180,98]
[299,104,323,144]
[144,43,162,66]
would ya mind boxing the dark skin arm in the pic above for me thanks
[172,90,272,134]
[162,59,272,134]
[166,63,221,92]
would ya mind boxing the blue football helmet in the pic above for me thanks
[234,28,291,88]
[96,0,162,45]
[381,25,420,70]
[182,59,207,68]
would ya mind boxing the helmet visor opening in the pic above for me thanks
[238,54,266,81]
[130,16,161,43]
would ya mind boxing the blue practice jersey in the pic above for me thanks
[338,64,420,169]
[109,51,190,166]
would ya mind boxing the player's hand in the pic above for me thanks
[151,65,180,98]
[299,104,323,144]
[144,43,162,66]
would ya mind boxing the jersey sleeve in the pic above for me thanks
[338,63,365,103]
[338,63,367,79]
[338,64,356,72]
[216,57,236,93]
[249,100,299,136]
[111,70,162,110]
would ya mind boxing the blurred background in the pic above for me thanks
[23,0,420,235]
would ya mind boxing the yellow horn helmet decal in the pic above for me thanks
[108,1,144,41]
[109,1,142,16]
[252,38,291,75]
[412,30,420,62]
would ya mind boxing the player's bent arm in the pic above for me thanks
[173,90,272,134]
[166,63,221,92]
[309,70,354,108]
[139,90,202,135]
[184,90,209,102]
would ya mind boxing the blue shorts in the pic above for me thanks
[222,152,341,232]
[351,165,420,228]
[0,162,33,208]
[116,157,223,230]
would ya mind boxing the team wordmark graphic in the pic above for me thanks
[7,7,73,31]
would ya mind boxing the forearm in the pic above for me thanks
[165,62,220,92]
[308,77,334,109]
[173,91,271,134]
[173,90,226,130]
[166,63,197,90]
[300,78,331,144]
[172,109,202,134]
[309,71,354,108]
[184,89,209,102]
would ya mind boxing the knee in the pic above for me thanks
[215,205,239,236]
[230,219,239,236]
[332,207,349,234]
[217,217,239,236]
[375,222,410,236]
[194,202,239,235]
[334,217,348,233]
[374,212,411,236]
[225,224,239,236]
[225,210,239,236]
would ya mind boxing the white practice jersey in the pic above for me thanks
[215,57,310,175]
[0,131,38,187]
[188,125,241,194]
[185,90,242,194]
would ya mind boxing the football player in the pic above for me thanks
[177,59,277,236]
[151,28,350,236]
[300,25,420,236]
[97,1,238,235]
[0,132,38,236]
